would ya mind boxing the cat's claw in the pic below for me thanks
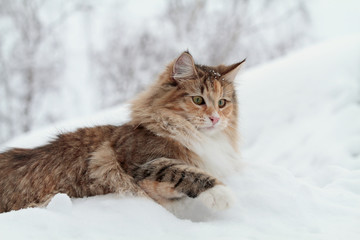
[197,185,236,210]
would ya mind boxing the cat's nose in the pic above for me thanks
[209,116,220,125]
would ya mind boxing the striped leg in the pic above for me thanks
[132,158,235,210]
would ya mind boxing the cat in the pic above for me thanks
[0,51,245,215]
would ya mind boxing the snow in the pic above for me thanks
[1,35,360,239]
[308,0,360,41]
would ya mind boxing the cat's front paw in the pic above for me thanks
[197,185,236,210]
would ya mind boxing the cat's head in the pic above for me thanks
[169,51,244,134]
[132,51,245,137]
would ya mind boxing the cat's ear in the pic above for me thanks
[172,51,197,81]
[222,59,246,82]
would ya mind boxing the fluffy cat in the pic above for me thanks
[0,51,245,215]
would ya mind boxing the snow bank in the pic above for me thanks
[1,35,360,239]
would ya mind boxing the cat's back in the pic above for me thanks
[0,124,117,166]
[0,123,189,175]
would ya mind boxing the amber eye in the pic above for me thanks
[192,96,205,105]
[218,99,226,108]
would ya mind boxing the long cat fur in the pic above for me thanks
[0,51,245,214]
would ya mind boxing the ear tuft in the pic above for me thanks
[222,58,246,82]
[173,51,197,81]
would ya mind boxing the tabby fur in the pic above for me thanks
[0,51,245,214]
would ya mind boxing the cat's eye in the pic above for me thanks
[192,96,205,105]
[218,99,226,108]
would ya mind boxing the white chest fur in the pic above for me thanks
[190,132,240,179]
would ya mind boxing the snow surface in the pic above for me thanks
[1,35,360,239]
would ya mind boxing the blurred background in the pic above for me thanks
[0,0,359,144]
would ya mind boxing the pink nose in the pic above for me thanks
[209,116,220,125]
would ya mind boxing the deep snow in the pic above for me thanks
[1,35,360,240]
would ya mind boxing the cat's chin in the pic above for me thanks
[199,126,221,135]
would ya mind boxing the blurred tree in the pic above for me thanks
[0,0,87,143]
[164,0,310,65]
[93,24,172,107]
